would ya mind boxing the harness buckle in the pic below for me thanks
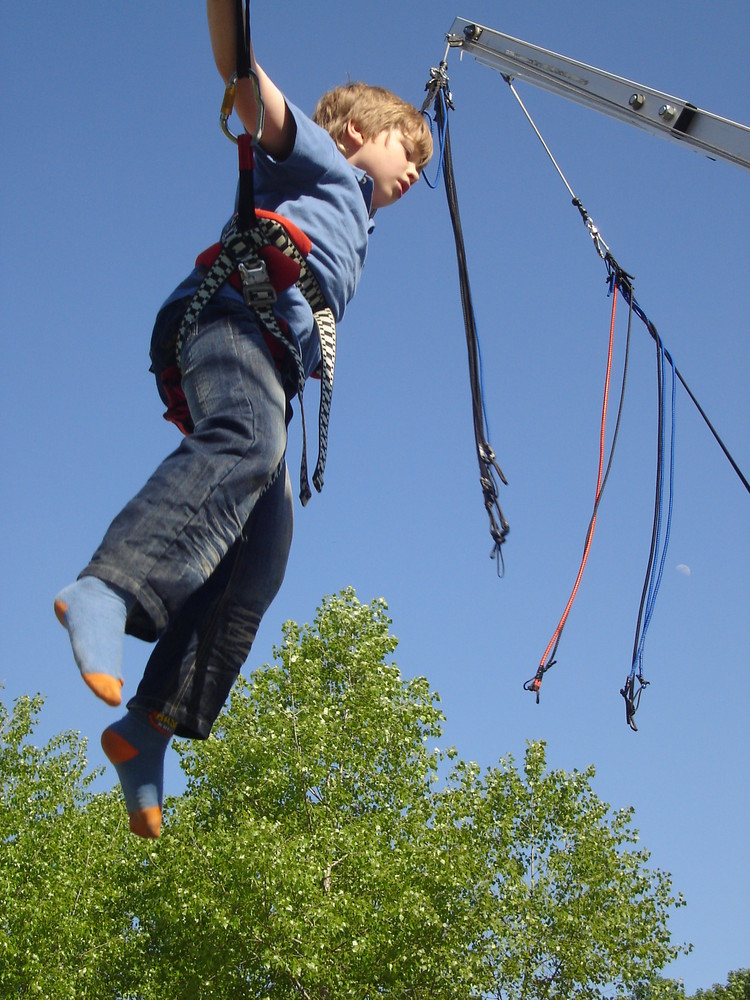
[239,259,277,307]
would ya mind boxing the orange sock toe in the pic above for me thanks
[101,727,138,764]
[129,806,162,839]
[83,672,124,706]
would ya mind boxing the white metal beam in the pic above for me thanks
[447,17,750,170]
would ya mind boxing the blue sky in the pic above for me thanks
[2,1,748,992]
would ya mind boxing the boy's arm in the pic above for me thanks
[207,0,296,159]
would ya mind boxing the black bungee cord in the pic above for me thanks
[421,59,510,573]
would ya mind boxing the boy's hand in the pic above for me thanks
[207,0,296,159]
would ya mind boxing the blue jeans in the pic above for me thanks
[83,305,293,737]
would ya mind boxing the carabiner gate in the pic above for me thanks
[220,69,265,145]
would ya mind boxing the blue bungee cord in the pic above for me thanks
[621,324,677,730]
[422,85,448,190]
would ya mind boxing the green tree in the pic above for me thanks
[693,970,750,999]
[117,590,687,998]
[117,590,461,999]
[432,744,688,998]
[631,978,686,1000]
[0,692,136,998]
[1,592,689,998]
[632,970,750,1000]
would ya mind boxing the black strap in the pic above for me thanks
[235,0,250,80]
[423,74,510,568]
[234,0,256,229]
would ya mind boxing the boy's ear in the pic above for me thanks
[344,119,366,149]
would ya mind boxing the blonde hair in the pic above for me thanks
[313,82,433,169]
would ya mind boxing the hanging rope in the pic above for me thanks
[524,270,632,700]
[502,73,748,497]
[496,71,750,723]
[421,60,510,570]
[615,281,749,495]
[621,320,676,730]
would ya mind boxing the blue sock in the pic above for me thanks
[54,576,134,706]
[101,710,175,838]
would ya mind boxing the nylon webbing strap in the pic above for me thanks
[251,216,337,501]
[423,74,510,567]
[310,309,336,489]
[175,216,337,506]
[234,0,250,80]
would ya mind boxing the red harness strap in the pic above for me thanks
[160,365,193,436]
[194,209,312,293]
[160,209,315,436]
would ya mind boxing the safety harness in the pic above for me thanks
[165,3,337,505]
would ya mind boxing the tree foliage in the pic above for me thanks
[0,692,134,998]
[2,591,690,998]
[692,970,750,999]
[632,970,750,1000]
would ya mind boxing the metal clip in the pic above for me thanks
[426,56,454,109]
[220,68,265,144]
[239,260,276,307]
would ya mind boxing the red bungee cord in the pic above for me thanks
[525,283,619,700]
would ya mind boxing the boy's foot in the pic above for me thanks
[53,576,132,706]
[101,710,175,839]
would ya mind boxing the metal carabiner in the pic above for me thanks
[220,69,265,145]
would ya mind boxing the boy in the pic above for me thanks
[54,1,432,838]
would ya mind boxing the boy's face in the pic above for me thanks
[344,125,422,211]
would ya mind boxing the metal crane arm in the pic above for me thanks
[447,17,750,170]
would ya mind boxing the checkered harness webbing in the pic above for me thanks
[175,216,336,506]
